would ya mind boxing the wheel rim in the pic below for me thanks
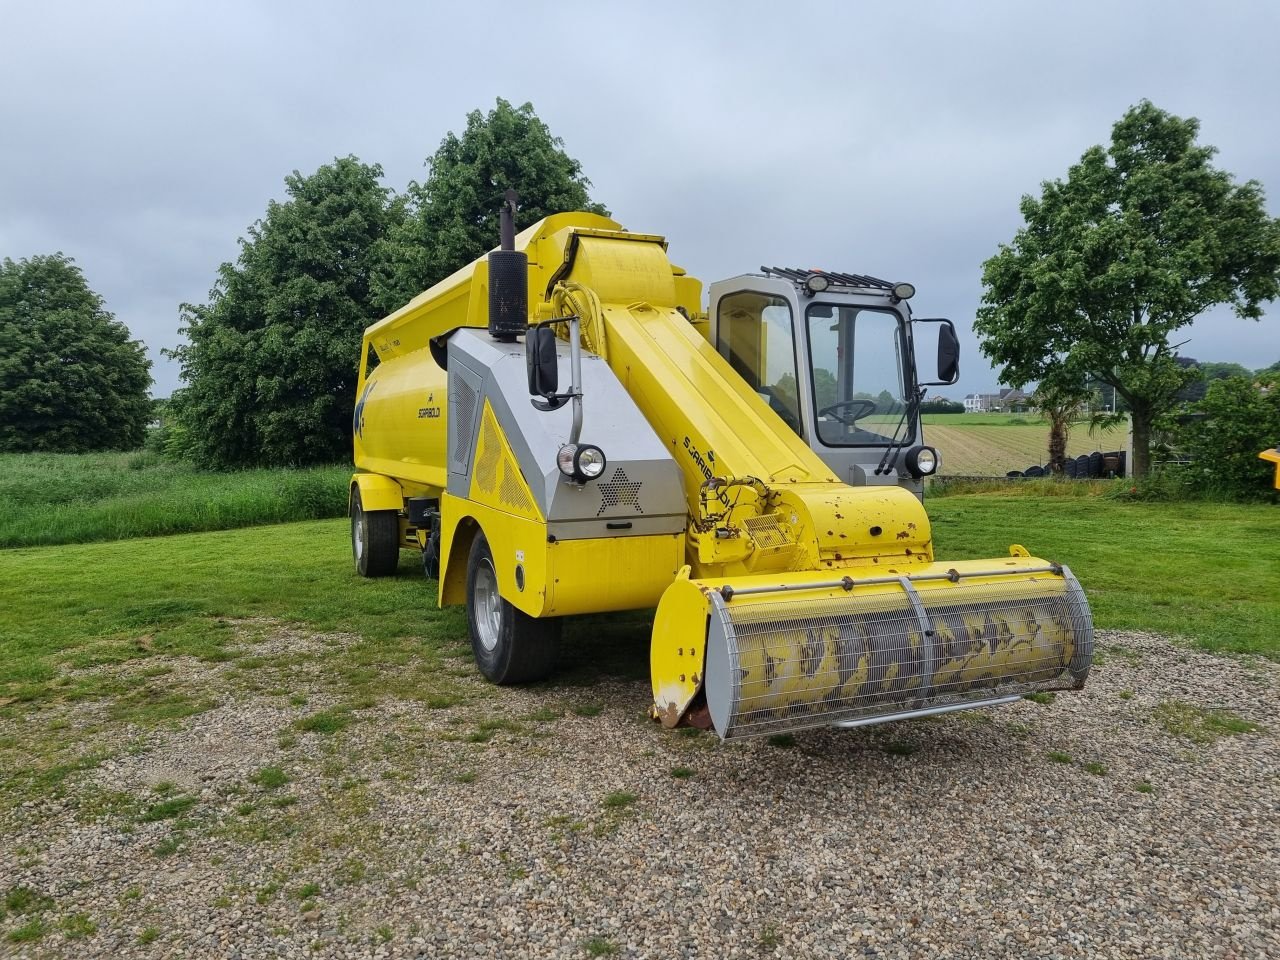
[352,511,365,562]
[473,558,502,653]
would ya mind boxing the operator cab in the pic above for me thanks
[708,267,959,497]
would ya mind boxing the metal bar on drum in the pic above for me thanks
[719,564,1062,599]
[833,694,1023,730]
[896,576,937,710]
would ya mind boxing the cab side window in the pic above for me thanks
[715,291,802,436]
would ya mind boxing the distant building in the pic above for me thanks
[963,388,1030,413]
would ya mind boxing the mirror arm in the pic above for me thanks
[528,316,585,440]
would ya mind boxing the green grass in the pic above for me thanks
[0,519,469,703]
[929,496,1280,658]
[583,936,620,957]
[602,791,637,810]
[0,451,349,548]
[1151,701,1262,743]
[296,709,354,735]
[139,795,197,822]
[59,912,97,938]
[7,917,47,943]
[251,766,289,790]
[920,413,1048,427]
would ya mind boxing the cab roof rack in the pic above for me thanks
[761,266,895,290]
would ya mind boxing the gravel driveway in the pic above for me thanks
[2,628,1276,959]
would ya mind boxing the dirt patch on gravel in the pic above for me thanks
[1,628,1277,959]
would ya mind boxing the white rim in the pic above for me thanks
[353,510,365,562]
[474,558,502,653]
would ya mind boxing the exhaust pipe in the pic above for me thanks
[488,189,527,342]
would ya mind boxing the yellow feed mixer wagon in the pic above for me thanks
[349,193,1093,740]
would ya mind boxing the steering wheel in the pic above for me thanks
[819,399,877,425]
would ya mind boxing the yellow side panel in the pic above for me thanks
[349,473,403,513]
[437,492,682,619]
[438,497,550,615]
[546,534,685,616]
[352,346,449,492]
[467,401,543,522]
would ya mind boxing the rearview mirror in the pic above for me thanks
[936,321,959,384]
[526,326,559,398]
[912,318,960,386]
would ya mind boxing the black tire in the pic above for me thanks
[351,488,400,577]
[466,531,560,684]
[422,526,441,580]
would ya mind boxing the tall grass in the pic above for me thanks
[928,476,1123,498]
[0,451,350,548]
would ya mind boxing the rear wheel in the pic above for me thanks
[351,488,400,577]
[466,532,560,684]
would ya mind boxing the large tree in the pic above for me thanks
[0,254,151,452]
[373,99,608,313]
[976,101,1280,477]
[170,157,402,468]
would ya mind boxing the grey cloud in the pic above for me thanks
[2,1,1276,398]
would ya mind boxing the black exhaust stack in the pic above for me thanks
[487,189,527,342]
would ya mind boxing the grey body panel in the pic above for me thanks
[447,329,686,537]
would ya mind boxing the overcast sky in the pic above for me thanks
[3,0,1278,399]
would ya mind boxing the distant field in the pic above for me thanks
[920,415,1128,476]
[0,451,350,548]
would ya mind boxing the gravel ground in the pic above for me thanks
[1,627,1277,959]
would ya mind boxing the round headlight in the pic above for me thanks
[805,273,830,295]
[905,445,939,477]
[556,444,578,477]
[574,444,607,480]
[892,281,916,301]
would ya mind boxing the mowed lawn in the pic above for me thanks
[1,497,1277,714]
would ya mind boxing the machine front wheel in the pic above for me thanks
[351,488,400,578]
[466,532,560,684]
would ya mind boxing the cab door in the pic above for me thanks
[707,277,808,440]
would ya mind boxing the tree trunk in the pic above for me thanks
[1047,413,1070,474]
[1130,409,1152,479]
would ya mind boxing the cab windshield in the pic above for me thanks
[806,303,913,447]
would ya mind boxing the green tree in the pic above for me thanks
[373,99,607,313]
[1030,378,1090,474]
[920,397,964,414]
[1197,361,1251,382]
[170,157,402,468]
[0,254,151,452]
[976,101,1280,478]
[811,367,838,409]
[1178,374,1280,498]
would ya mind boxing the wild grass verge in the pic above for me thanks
[0,451,350,548]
